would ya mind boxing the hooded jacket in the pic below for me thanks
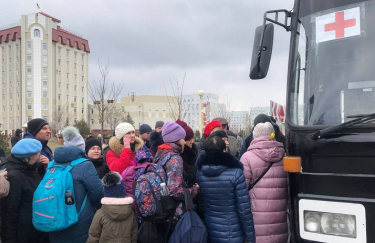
[196,152,255,243]
[87,197,138,243]
[1,156,48,243]
[11,129,22,147]
[154,143,199,221]
[240,136,288,243]
[106,136,144,174]
[49,146,104,243]
[180,143,198,187]
[23,132,54,162]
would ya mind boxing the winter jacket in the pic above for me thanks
[196,151,255,243]
[87,197,138,243]
[49,146,104,243]
[11,129,22,147]
[89,156,109,179]
[240,136,288,243]
[154,143,199,221]
[227,130,241,158]
[180,143,198,187]
[23,132,54,162]
[106,137,143,174]
[1,156,49,243]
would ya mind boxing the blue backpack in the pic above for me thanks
[169,188,207,243]
[32,158,88,232]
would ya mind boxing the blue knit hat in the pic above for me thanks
[102,172,126,198]
[11,138,42,158]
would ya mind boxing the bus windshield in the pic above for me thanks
[290,0,375,126]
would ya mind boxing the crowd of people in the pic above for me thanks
[0,115,288,243]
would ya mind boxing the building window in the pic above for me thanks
[91,119,94,125]
[43,116,48,122]
[148,109,152,118]
[74,108,76,113]
[34,29,40,37]
[27,104,32,109]
[82,54,84,61]
[74,63,76,69]
[27,41,32,48]
[66,61,69,68]
[43,91,48,98]
[43,104,48,110]
[43,67,47,73]
[27,66,32,73]
[27,54,32,61]
[58,94,61,100]
[27,91,32,98]
[58,48,61,54]
[43,80,47,86]
[66,50,69,58]
[42,43,47,50]
[82,108,84,114]
[66,72,69,78]
[74,85,77,91]
[27,79,32,86]
[66,95,69,101]
[28,116,32,121]
[74,96,76,102]
[43,55,47,62]
[66,84,69,90]
[58,59,61,66]
[74,52,77,59]
[81,65,84,71]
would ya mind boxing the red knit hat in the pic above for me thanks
[204,120,222,139]
[175,119,194,141]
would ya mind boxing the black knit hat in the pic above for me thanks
[85,138,102,154]
[254,114,271,127]
[149,131,164,154]
[208,130,228,139]
[27,118,49,136]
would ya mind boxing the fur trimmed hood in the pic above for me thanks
[100,197,134,222]
[196,151,243,170]
[108,136,144,157]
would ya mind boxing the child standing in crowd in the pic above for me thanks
[87,172,137,243]
[240,122,288,243]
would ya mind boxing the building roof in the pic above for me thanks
[39,12,61,23]
[52,26,90,53]
[0,26,21,44]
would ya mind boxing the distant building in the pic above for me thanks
[250,106,270,127]
[0,12,90,135]
[88,94,178,134]
[229,111,250,133]
[182,93,225,132]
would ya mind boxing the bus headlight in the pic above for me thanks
[304,212,320,232]
[299,199,366,243]
[304,211,356,238]
[321,213,356,237]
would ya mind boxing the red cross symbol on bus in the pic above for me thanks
[325,11,356,38]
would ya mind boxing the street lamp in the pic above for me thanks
[198,90,204,138]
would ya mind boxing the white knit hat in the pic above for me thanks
[253,122,274,139]
[115,122,135,140]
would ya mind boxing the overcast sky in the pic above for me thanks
[1,0,294,111]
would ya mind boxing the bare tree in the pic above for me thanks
[212,95,237,123]
[105,106,127,131]
[164,72,186,120]
[50,108,68,136]
[88,62,124,143]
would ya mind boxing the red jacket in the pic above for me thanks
[106,137,144,174]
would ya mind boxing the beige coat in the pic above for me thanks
[87,197,138,243]
[0,173,9,198]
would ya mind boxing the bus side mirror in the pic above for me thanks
[249,23,274,80]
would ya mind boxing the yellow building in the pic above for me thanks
[0,12,89,135]
[88,94,178,134]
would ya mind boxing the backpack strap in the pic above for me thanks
[248,162,274,191]
[78,194,88,216]
[70,158,89,167]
